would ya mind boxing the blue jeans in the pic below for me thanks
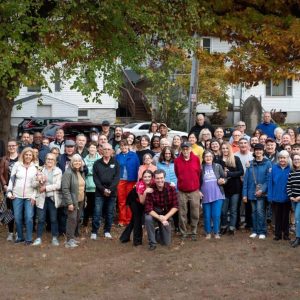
[251,199,266,235]
[221,194,239,230]
[203,199,223,234]
[36,197,58,238]
[292,202,300,238]
[92,196,116,234]
[12,198,34,242]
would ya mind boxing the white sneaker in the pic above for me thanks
[215,234,221,239]
[32,238,42,246]
[249,233,257,238]
[7,232,14,242]
[258,234,266,240]
[90,233,97,240]
[52,237,59,246]
[65,240,78,248]
[205,234,211,240]
[104,232,112,239]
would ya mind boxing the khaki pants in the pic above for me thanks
[178,190,200,235]
[66,202,84,240]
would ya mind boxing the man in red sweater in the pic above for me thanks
[174,142,201,240]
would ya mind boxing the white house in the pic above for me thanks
[11,75,118,135]
[196,37,300,125]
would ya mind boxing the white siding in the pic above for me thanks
[17,75,118,110]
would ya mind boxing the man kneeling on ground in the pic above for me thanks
[144,169,178,250]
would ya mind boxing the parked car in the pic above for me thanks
[17,117,73,138]
[122,122,188,139]
[42,122,103,142]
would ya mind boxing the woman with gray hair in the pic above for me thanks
[267,150,291,241]
[198,128,212,149]
[62,154,85,248]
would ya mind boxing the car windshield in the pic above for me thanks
[42,124,60,136]
[123,123,138,129]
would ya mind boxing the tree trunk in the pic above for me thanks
[0,92,14,145]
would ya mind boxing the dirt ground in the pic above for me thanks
[0,224,299,300]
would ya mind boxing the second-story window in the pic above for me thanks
[202,38,211,53]
[266,79,293,96]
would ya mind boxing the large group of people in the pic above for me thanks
[0,114,300,250]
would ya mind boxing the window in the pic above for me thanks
[27,85,41,92]
[78,109,89,119]
[266,79,293,96]
[54,69,61,92]
[202,38,211,53]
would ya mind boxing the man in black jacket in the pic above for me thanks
[189,113,214,139]
[91,143,120,240]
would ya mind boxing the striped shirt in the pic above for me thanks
[287,170,300,198]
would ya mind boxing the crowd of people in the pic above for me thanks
[0,114,300,250]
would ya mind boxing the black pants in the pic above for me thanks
[272,202,290,238]
[245,201,252,228]
[57,206,67,235]
[83,192,95,226]
[119,200,144,245]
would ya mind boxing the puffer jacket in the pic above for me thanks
[7,161,37,199]
[33,166,62,209]
[242,158,272,200]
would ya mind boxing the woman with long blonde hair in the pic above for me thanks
[7,147,38,244]
[220,142,244,235]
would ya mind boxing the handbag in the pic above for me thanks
[0,198,14,225]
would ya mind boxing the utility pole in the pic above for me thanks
[187,35,199,132]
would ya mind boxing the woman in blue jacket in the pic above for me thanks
[116,139,140,226]
[268,150,291,241]
[242,143,272,239]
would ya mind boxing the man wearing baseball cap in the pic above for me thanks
[174,142,201,240]
[100,120,114,144]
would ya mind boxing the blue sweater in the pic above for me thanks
[242,158,272,200]
[256,122,277,139]
[267,164,290,203]
[156,161,177,188]
[116,151,140,182]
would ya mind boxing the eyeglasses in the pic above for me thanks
[293,159,300,161]
[237,124,245,127]
[102,148,111,151]
[8,145,17,148]
[47,158,55,161]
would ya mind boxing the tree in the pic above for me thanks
[2,0,300,142]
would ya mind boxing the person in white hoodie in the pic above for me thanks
[7,147,38,245]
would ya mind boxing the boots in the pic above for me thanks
[291,238,300,248]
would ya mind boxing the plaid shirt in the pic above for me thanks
[144,182,178,214]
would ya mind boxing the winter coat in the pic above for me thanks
[267,163,290,203]
[242,158,272,200]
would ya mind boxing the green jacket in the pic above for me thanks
[61,167,85,208]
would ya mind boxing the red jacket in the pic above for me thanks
[174,152,201,192]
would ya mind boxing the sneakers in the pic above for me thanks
[191,234,197,241]
[32,238,42,246]
[148,244,156,251]
[258,234,266,240]
[90,233,97,240]
[65,239,78,248]
[52,237,59,246]
[249,233,257,239]
[7,232,14,242]
[205,234,211,240]
[215,234,221,239]
[104,232,112,239]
